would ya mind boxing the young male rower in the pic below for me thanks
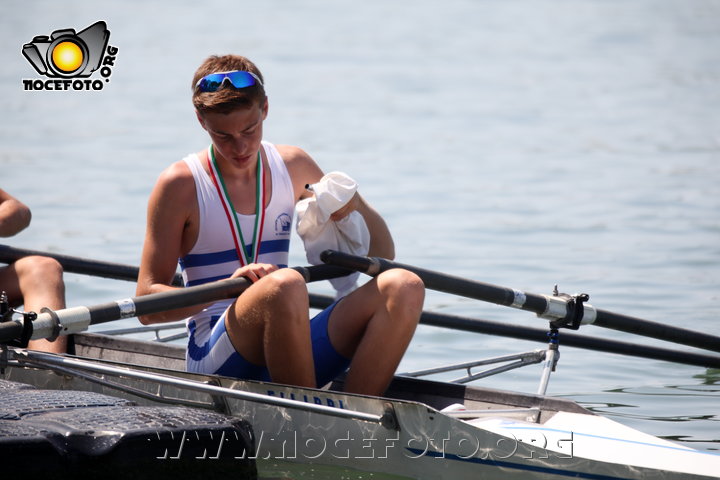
[0,188,67,353]
[136,55,424,396]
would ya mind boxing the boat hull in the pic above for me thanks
[2,333,719,480]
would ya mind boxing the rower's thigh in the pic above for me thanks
[224,268,309,363]
[327,268,422,357]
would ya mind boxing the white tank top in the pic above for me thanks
[179,141,295,288]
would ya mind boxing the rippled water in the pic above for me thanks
[2,0,719,468]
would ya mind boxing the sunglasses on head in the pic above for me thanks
[195,70,264,93]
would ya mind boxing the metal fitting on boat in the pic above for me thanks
[538,293,596,328]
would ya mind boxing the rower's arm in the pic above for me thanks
[136,163,209,324]
[0,189,31,238]
[347,194,395,260]
[280,145,395,261]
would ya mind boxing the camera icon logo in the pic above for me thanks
[22,21,110,78]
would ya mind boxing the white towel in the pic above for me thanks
[295,172,370,298]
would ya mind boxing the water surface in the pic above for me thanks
[1,0,718,468]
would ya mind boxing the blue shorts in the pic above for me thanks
[186,300,351,387]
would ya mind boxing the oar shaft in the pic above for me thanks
[590,309,714,351]
[0,244,183,286]
[0,245,353,288]
[320,250,566,313]
[0,276,254,343]
[320,250,720,353]
[0,264,352,343]
[419,310,720,369]
[305,293,720,369]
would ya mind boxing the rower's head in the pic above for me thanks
[192,55,267,116]
[193,55,269,164]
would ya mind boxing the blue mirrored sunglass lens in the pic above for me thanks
[197,76,224,92]
[225,71,257,88]
[197,72,258,92]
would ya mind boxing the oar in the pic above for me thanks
[320,250,720,354]
[308,293,720,369]
[5,244,717,367]
[0,263,352,344]
[0,244,184,286]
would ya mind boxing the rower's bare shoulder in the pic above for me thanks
[276,145,313,166]
[275,145,324,200]
[275,145,323,179]
[155,160,195,192]
[158,159,194,183]
[150,160,196,208]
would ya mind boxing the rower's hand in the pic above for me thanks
[330,192,361,222]
[230,263,278,283]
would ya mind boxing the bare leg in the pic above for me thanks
[223,268,316,388]
[0,256,67,353]
[328,268,424,396]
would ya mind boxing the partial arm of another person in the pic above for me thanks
[0,190,66,352]
[0,188,32,237]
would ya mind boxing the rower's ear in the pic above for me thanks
[195,110,208,130]
[261,98,269,120]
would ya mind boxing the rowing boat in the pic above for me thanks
[1,246,720,479]
[2,327,718,479]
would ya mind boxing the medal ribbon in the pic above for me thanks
[207,145,266,267]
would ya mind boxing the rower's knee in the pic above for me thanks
[377,268,425,310]
[14,256,64,286]
[264,268,306,294]
[260,268,308,309]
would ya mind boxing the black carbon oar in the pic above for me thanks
[307,293,720,369]
[320,250,720,354]
[0,263,352,344]
[4,244,718,367]
[0,244,183,286]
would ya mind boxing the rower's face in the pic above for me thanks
[197,100,268,168]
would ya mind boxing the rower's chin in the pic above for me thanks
[229,155,254,168]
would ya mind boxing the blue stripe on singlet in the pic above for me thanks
[180,240,291,269]
[179,248,237,269]
[259,239,291,255]
[184,264,289,287]
[184,274,231,287]
[180,239,291,286]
